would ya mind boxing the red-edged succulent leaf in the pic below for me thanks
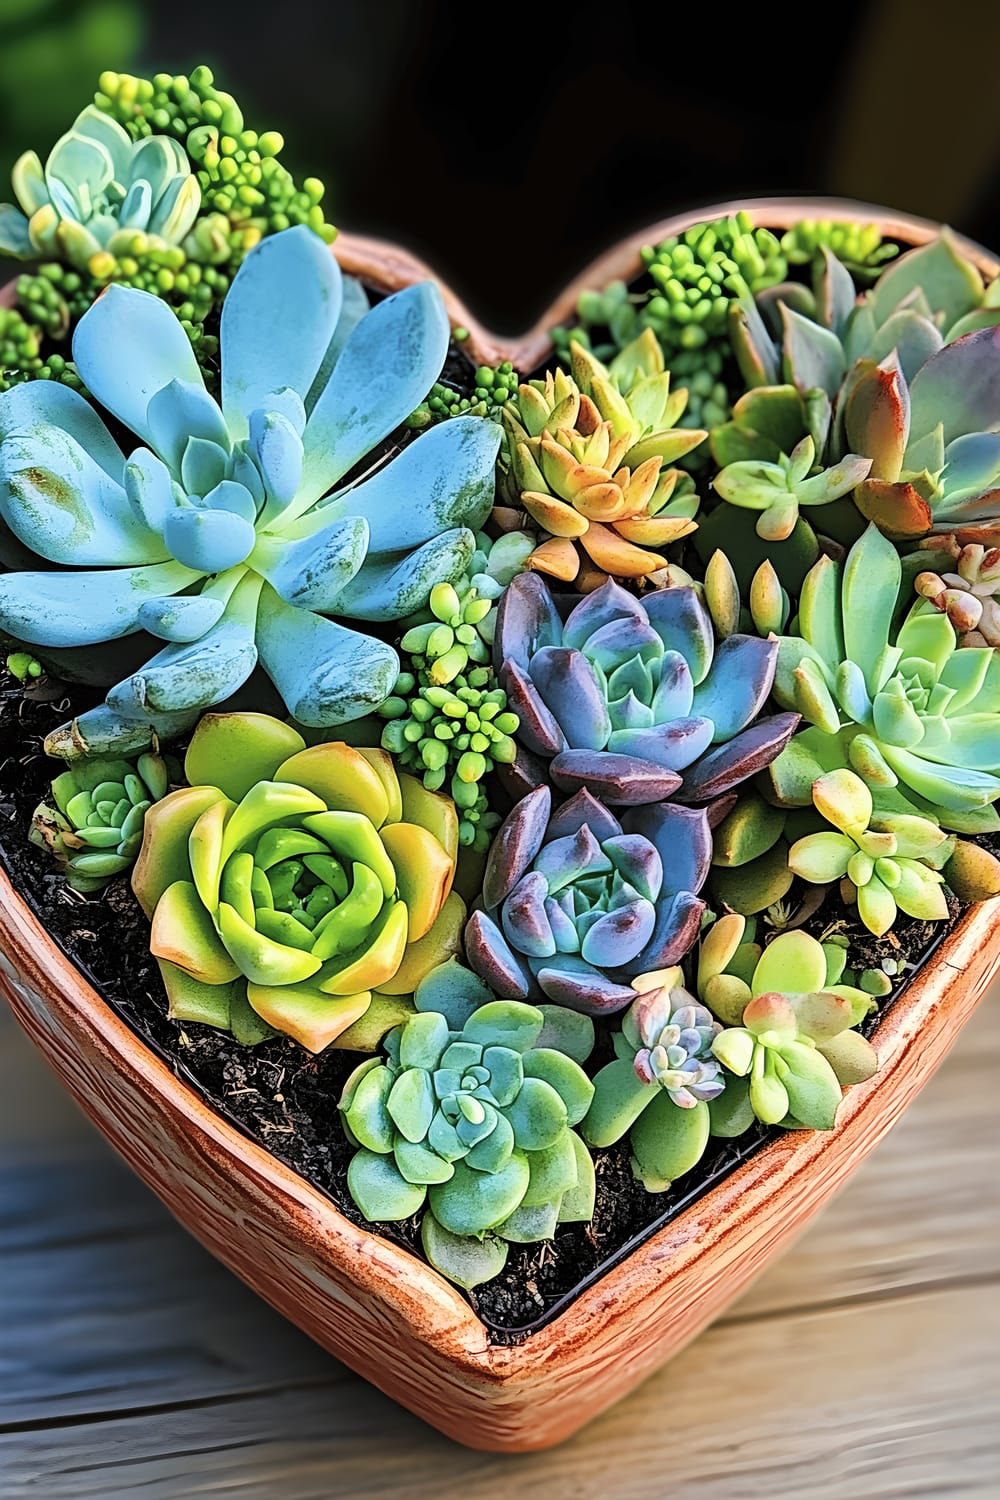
[546,787,623,843]
[854,478,933,539]
[623,889,706,974]
[500,658,566,757]
[492,568,563,672]
[844,359,910,483]
[624,801,712,899]
[534,959,637,1016]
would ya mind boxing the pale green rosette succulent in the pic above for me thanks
[768,523,1000,832]
[338,977,596,1289]
[0,105,201,270]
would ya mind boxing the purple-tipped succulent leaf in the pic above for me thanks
[623,890,707,975]
[580,900,657,967]
[677,712,801,802]
[532,823,611,895]
[561,578,648,651]
[482,783,551,910]
[496,744,549,803]
[533,957,637,1016]
[690,633,778,741]
[545,787,623,842]
[493,569,563,671]
[625,801,712,897]
[500,659,566,757]
[550,750,684,805]
[602,833,663,901]
[501,870,557,958]
[641,586,714,684]
[464,909,536,1000]
[528,647,612,750]
[606,717,715,772]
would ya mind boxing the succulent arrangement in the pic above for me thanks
[4,77,999,1305]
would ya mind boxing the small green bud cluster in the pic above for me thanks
[780,219,898,281]
[407,360,518,431]
[639,213,786,354]
[6,652,43,682]
[0,304,42,383]
[400,580,494,685]
[379,667,518,850]
[15,265,86,337]
[94,66,335,247]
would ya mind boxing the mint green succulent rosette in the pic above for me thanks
[0,225,500,759]
[768,523,1000,832]
[338,964,597,1289]
[0,105,201,269]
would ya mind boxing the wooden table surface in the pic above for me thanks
[2,980,998,1499]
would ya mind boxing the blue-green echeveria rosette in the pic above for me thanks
[465,783,713,1016]
[494,571,799,806]
[338,982,597,1289]
[0,105,201,268]
[0,225,500,757]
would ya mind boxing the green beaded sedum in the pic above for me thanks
[379,668,517,851]
[407,360,518,431]
[94,65,335,251]
[780,219,899,281]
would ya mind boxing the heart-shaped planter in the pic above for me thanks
[1,198,998,1453]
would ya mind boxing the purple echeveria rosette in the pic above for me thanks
[465,784,712,1016]
[494,572,799,806]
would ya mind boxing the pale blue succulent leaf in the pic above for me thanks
[124,447,178,533]
[72,284,205,445]
[300,281,450,503]
[47,700,200,760]
[137,592,227,643]
[163,507,256,573]
[254,514,369,612]
[117,177,152,231]
[180,435,229,497]
[0,204,34,258]
[323,526,475,622]
[256,584,399,725]
[220,227,342,439]
[200,480,256,524]
[0,560,199,647]
[145,379,230,473]
[0,381,125,482]
[106,595,260,718]
[0,426,164,566]
[323,415,499,553]
[248,410,304,525]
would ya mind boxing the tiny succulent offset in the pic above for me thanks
[5,120,1000,1313]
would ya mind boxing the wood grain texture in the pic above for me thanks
[2,994,998,1495]
[2,200,999,1451]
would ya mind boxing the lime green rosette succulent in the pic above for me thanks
[339,979,596,1289]
[788,769,951,937]
[768,523,1000,833]
[132,712,465,1054]
[30,751,170,893]
[700,918,879,1130]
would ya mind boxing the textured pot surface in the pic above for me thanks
[2,199,999,1452]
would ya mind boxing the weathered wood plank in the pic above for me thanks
[1,1282,997,1498]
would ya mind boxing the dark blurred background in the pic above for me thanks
[3,0,999,330]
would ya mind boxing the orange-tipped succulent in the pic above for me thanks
[502,329,706,589]
[132,712,464,1054]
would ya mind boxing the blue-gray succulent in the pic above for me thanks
[0,226,500,756]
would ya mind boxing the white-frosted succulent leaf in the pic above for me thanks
[255,584,399,726]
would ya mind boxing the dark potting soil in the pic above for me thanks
[0,663,968,1344]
